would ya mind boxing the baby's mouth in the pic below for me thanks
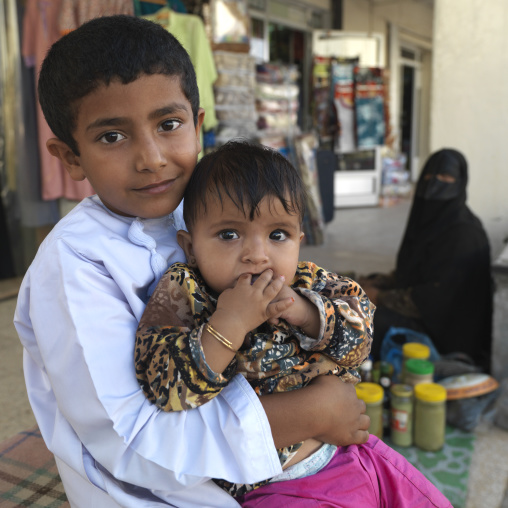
[250,274,260,284]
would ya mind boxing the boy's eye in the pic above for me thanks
[270,230,288,241]
[218,230,239,240]
[159,119,182,132]
[99,131,126,144]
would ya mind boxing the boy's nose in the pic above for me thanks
[135,136,167,172]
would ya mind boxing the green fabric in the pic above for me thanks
[388,425,475,508]
[143,8,218,132]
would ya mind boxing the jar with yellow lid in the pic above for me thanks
[355,382,384,439]
[413,383,447,451]
[401,343,430,383]
[404,358,434,388]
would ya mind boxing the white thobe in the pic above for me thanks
[14,195,281,507]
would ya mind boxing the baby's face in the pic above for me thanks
[64,74,204,219]
[182,195,304,294]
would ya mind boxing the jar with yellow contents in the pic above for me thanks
[413,383,447,451]
[355,382,384,439]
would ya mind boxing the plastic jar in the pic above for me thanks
[390,384,413,447]
[401,343,430,383]
[355,382,384,439]
[413,383,447,451]
[404,358,434,388]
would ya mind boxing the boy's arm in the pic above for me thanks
[136,265,237,411]
[16,240,282,492]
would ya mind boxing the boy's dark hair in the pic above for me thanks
[38,15,200,155]
[183,140,307,230]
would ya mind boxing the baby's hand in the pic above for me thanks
[267,286,320,339]
[215,269,294,340]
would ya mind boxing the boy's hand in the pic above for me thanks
[310,376,370,446]
[267,285,320,339]
[260,374,370,450]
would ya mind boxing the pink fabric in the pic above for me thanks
[22,0,95,201]
[237,435,452,508]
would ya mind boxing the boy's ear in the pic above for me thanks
[177,230,198,267]
[46,138,86,181]
[195,108,206,152]
[299,231,305,244]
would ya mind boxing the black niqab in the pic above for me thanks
[395,149,493,371]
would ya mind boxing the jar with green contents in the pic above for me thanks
[404,358,434,388]
[390,384,413,447]
[401,343,430,383]
[414,383,447,451]
[355,382,384,439]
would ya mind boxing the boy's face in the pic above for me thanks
[178,195,304,294]
[47,74,205,218]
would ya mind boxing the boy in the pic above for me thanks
[13,15,369,508]
[135,141,453,507]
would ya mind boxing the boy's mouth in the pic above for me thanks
[250,274,260,284]
[135,179,173,193]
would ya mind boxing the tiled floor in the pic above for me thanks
[1,197,507,507]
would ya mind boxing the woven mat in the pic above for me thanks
[387,425,475,508]
[0,427,69,507]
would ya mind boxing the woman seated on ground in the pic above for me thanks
[360,148,493,373]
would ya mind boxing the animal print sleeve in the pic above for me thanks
[292,262,375,382]
[135,263,236,412]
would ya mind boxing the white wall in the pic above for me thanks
[431,0,508,259]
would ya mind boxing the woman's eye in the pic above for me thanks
[219,231,238,240]
[99,132,125,144]
[270,230,288,241]
[159,119,181,132]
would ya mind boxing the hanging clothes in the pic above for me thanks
[134,0,187,16]
[22,0,94,202]
[59,0,134,34]
[0,182,15,279]
[143,7,218,133]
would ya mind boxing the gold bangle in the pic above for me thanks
[206,323,236,352]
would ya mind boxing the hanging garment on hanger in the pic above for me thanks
[143,7,218,133]
[59,0,134,35]
[22,0,94,202]
[134,0,187,16]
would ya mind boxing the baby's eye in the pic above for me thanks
[159,119,182,132]
[270,230,288,241]
[219,230,239,240]
[99,132,126,144]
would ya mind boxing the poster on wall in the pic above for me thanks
[331,59,357,153]
[354,67,386,149]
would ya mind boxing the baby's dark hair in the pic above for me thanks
[183,140,307,230]
[38,15,200,155]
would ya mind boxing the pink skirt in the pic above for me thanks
[237,435,452,508]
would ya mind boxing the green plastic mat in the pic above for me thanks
[387,425,475,508]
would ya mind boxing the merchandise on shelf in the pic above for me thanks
[213,50,257,144]
[254,62,301,139]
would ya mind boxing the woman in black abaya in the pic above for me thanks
[360,149,493,373]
